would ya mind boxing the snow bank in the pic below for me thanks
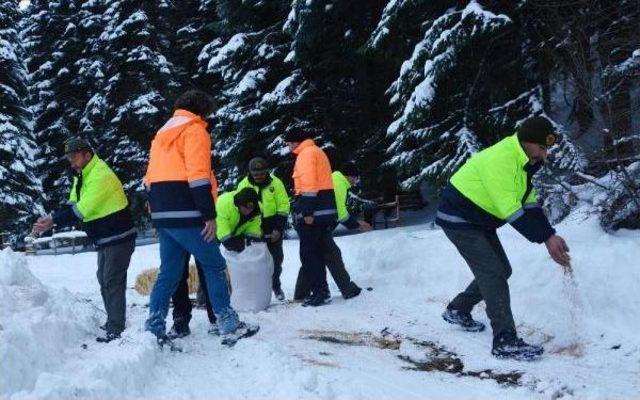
[16,214,640,399]
[0,249,158,400]
[336,216,640,350]
[0,249,89,396]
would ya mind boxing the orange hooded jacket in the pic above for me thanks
[291,139,337,225]
[145,109,218,227]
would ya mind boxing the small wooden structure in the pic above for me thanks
[26,230,91,255]
[371,191,427,229]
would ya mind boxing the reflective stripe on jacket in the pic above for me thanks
[145,109,218,228]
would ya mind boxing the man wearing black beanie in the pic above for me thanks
[435,115,570,361]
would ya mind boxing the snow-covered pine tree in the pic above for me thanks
[199,0,292,188]
[382,1,515,189]
[367,0,450,62]
[0,0,43,235]
[521,0,639,229]
[22,0,83,211]
[592,0,639,229]
[278,0,389,171]
[95,0,180,208]
[76,0,109,145]
[170,0,220,87]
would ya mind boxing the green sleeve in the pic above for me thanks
[236,176,250,191]
[273,177,290,215]
[69,177,79,203]
[333,175,348,222]
[216,201,234,241]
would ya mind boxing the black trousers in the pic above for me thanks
[294,226,353,300]
[294,224,332,298]
[171,256,216,330]
[443,227,515,337]
[96,239,135,333]
[267,239,284,292]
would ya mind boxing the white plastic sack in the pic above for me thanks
[222,242,274,312]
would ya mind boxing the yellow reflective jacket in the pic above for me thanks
[215,191,262,243]
[53,155,135,247]
[436,134,555,243]
[332,171,359,229]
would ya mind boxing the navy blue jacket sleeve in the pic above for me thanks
[222,235,245,252]
[189,182,216,221]
[274,215,287,232]
[294,196,316,218]
[510,207,555,243]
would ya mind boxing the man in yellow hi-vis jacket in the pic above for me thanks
[32,137,136,343]
[237,157,289,300]
[216,188,262,251]
[435,116,570,361]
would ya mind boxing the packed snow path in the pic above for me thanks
[2,215,639,399]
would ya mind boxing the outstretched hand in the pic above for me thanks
[32,215,54,235]
[357,221,372,232]
[545,234,571,267]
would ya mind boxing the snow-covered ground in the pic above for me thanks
[2,213,639,400]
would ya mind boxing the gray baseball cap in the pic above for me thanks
[248,157,269,175]
[64,137,93,155]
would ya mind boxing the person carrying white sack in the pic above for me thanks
[217,187,274,311]
[216,188,263,252]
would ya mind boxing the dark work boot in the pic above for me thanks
[302,290,331,307]
[96,331,121,343]
[492,331,543,361]
[167,325,191,339]
[342,282,362,300]
[442,308,486,332]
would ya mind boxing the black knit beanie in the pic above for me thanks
[517,116,558,147]
[283,130,315,143]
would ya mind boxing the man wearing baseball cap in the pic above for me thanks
[237,157,290,300]
[32,137,136,343]
[435,115,571,361]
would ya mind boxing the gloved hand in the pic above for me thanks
[222,236,245,253]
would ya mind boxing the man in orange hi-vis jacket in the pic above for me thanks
[144,90,258,349]
[284,130,338,307]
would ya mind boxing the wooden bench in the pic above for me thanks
[27,230,91,255]
[370,190,427,229]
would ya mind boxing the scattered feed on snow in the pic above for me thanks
[548,343,585,358]
[558,262,585,358]
[301,329,401,350]
[295,355,340,368]
[302,328,524,387]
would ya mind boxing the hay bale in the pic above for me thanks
[134,263,200,296]
[134,268,158,295]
